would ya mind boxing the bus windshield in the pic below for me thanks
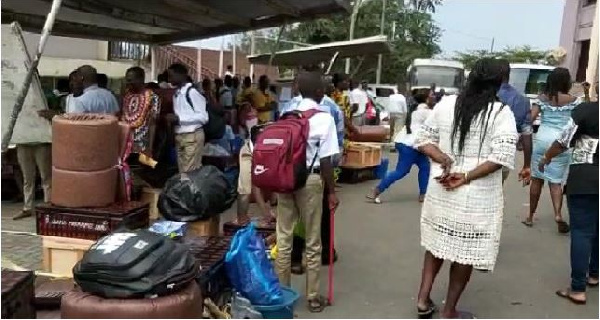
[410,66,464,90]
[509,68,552,96]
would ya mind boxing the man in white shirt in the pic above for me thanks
[387,84,408,140]
[167,63,209,173]
[349,80,368,126]
[275,71,339,313]
[70,65,119,114]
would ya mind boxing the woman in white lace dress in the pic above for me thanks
[413,58,518,319]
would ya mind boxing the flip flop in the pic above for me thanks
[522,220,533,227]
[417,300,437,319]
[555,289,586,305]
[587,279,599,288]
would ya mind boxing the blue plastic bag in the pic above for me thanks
[225,223,283,306]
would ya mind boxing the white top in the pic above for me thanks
[295,98,340,167]
[173,83,209,134]
[387,93,407,114]
[65,94,78,114]
[219,86,233,108]
[349,88,368,116]
[70,85,119,114]
[394,103,431,146]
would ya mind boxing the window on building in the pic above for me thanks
[584,0,597,7]
[576,40,591,82]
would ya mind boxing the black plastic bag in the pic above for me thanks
[158,166,236,222]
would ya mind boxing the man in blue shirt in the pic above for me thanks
[497,59,532,185]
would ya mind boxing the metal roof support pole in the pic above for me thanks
[268,24,287,67]
[345,0,362,74]
[326,51,340,75]
[375,0,387,84]
[350,56,365,79]
[1,0,63,152]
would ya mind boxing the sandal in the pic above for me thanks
[307,295,327,313]
[417,299,437,319]
[556,220,570,234]
[555,289,586,305]
[588,278,599,287]
[522,219,533,227]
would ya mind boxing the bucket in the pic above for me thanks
[374,157,389,179]
[253,287,299,319]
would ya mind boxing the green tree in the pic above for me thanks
[454,46,550,70]
[234,0,443,84]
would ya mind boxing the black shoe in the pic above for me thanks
[321,249,338,265]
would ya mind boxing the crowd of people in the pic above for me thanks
[9,57,598,317]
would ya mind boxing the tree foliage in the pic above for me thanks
[454,46,550,70]
[234,0,443,84]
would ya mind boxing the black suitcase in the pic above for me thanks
[73,230,198,298]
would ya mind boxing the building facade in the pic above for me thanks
[559,0,598,83]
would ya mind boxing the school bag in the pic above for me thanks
[251,109,321,193]
[186,87,226,140]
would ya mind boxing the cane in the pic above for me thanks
[327,204,335,305]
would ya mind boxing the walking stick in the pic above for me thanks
[327,204,335,305]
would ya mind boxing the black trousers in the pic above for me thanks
[291,187,335,265]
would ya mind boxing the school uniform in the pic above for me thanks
[173,83,208,172]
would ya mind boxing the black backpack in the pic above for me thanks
[73,230,198,298]
[186,87,226,141]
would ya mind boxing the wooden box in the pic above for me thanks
[41,236,94,277]
[187,216,221,237]
[140,187,161,221]
[342,143,382,168]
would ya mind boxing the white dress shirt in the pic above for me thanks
[295,98,340,167]
[70,84,119,114]
[173,83,209,134]
[395,103,432,147]
[349,88,368,116]
[388,93,407,114]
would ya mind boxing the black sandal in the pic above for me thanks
[417,299,437,319]
[556,221,570,234]
[308,295,327,313]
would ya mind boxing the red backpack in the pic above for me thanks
[251,109,321,193]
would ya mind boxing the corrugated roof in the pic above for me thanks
[247,35,391,66]
[1,0,351,44]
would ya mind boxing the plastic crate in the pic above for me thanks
[223,218,275,239]
[1,270,35,319]
[36,201,149,240]
[184,236,232,303]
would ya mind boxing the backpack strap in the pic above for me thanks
[185,86,194,111]
[301,108,322,174]
[301,108,322,119]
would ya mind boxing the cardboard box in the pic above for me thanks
[41,236,94,277]
[187,216,220,237]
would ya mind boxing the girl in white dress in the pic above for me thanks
[413,58,518,319]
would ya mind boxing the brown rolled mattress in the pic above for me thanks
[61,282,203,319]
[52,114,120,171]
[51,166,117,208]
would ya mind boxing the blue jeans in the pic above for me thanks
[567,194,599,292]
[377,143,430,195]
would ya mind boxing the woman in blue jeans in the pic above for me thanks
[368,89,433,204]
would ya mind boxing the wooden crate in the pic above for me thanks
[140,187,161,221]
[41,236,94,277]
[341,143,382,168]
[187,216,221,237]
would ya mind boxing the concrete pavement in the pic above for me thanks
[1,154,598,318]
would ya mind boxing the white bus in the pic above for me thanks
[407,59,465,95]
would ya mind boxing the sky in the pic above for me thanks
[179,0,566,57]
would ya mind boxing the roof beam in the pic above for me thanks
[38,0,197,31]
[161,0,251,27]
[2,11,152,42]
[262,0,300,17]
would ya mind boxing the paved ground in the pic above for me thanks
[1,153,598,318]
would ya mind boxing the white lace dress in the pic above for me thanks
[415,98,518,271]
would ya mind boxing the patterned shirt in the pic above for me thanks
[122,89,161,153]
[331,89,352,147]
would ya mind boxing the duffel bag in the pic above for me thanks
[73,230,198,299]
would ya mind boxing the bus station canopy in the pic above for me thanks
[1,0,351,44]
[247,35,391,66]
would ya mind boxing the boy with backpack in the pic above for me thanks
[251,71,340,312]
[166,63,208,173]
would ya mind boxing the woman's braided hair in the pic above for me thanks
[451,58,504,155]
[543,67,571,104]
